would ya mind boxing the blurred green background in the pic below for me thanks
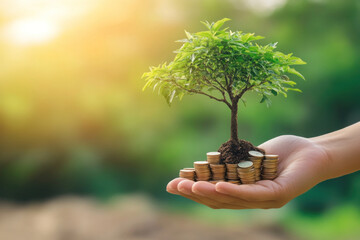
[0,0,359,239]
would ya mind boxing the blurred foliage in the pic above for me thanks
[0,0,358,223]
[283,205,360,240]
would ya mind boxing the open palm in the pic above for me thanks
[166,135,329,209]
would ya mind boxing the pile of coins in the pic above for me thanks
[206,152,226,183]
[237,161,256,184]
[178,151,279,184]
[226,163,240,184]
[261,155,279,180]
[194,161,211,181]
[179,169,195,180]
[206,152,221,164]
[210,164,226,182]
[248,150,263,181]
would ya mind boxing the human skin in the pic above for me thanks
[166,122,360,209]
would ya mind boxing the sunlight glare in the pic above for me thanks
[3,18,59,46]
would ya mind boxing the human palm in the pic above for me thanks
[166,135,329,209]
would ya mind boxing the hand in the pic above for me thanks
[166,135,330,209]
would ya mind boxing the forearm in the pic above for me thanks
[311,122,360,180]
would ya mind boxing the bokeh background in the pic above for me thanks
[0,0,359,239]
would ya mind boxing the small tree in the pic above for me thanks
[143,18,305,162]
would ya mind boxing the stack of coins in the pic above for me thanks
[248,150,264,181]
[237,161,256,184]
[210,164,226,181]
[225,163,240,184]
[262,155,279,180]
[179,169,195,180]
[194,161,211,181]
[183,167,195,171]
[206,152,221,164]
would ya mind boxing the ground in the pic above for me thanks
[0,195,298,240]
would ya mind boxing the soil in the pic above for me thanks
[218,139,265,164]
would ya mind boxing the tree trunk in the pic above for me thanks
[230,100,239,143]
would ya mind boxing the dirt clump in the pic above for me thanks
[218,139,265,164]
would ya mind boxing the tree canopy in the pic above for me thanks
[143,18,306,108]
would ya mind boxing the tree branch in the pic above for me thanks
[194,90,232,108]
[234,78,267,100]
[166,79,232,108]
[201,76,224,93]
[202,64,227,92]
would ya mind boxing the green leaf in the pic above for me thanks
[287,88,302,93]
[287,67,305,80]
[260,95,272,107]
[175,39,189,43]
[169,90,176,104]
[269,42,278,48]
[283,80,297,86]
[241,33,264,42]
[200,21,211,30]
[185,30,193,39]
[212,18,231,32]
[281,75,289,80]
[260,95,266,103]
[142,79,153,91]
[290,56,306,65]
[196,31,213,38]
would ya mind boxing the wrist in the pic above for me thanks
[309,136,335,182]
[310,122,360,181]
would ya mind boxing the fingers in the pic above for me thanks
[177,180,223,209]
[167,179,244,209]
[167,178,289,209]
[216,181,289,208]
[192,182,250,208]
[166,178,186,194]
[215,180,282,202]
[167,178,215,207]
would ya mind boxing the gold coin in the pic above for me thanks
[265,154,279,159]
[207,152,221,156]
[238,161,254,168]
[249,151,264,158]
[194,161,210,165]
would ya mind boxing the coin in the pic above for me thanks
[210,163,226,181]
[183,168,195,171]
[265,154,279,159]
[207,152,221,157]
[207,152,221,164]
[262,159,278,163]
[238,161,253,168]
[210,164,225,168]
[194,161,210,166]
[179,169,195,180]
[225,163,238,169]
[194,161,211,181]
[249,151,264,158]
